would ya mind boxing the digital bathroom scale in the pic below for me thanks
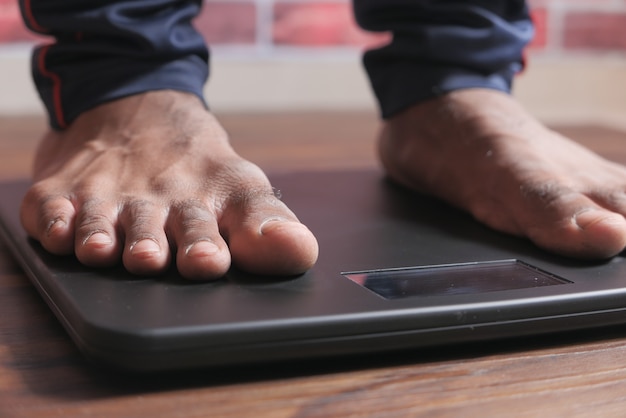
[2,169,626,372]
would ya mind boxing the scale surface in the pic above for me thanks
[2,170,626,372]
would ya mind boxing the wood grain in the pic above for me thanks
[1,114,626,418]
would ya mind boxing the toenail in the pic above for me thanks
[259,217,288,235]
[83,231,113,247]
[573,209,625,230]
[129,238,161,256]
[46,218,67,236]
[185,240,219,257]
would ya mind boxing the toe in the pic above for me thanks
[523,192,626,259]
[20,184,76,255]
[74,198,122,267]
[167,201,231,281]
[222,193,319,276]
[569,208,626,258]
[119,200,171,275]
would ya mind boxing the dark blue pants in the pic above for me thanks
[19,0,533,129]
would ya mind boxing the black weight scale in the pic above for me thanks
[2,169,626,372]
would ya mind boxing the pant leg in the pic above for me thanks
[18,0,209,130]
[353,0,534,118]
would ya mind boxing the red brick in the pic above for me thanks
[273,2,390,48]
[529,7,548,49]
[195,2,256,44]
[0,0,41,43]
[563,12,626,50]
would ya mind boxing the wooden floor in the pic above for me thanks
[2,113,626,417]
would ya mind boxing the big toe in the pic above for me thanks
[529,208,626,259]
[229,216,319,276]
[571,209,626,258]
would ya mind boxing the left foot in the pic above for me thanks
[378,89,626,259]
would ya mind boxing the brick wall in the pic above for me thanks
[1,0,626,57]
[529,0,626,53]
[2,0,626,122]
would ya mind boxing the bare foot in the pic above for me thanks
[379,89,626,259]
[20,91,318,279]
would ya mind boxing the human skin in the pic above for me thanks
[379,88,626,259]
[20,87,626,280]
[20,90,319,280]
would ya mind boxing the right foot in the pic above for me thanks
[20,91,319,280]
